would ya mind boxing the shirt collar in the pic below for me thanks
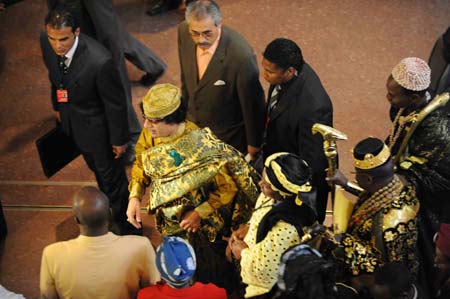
[64,35,79,66]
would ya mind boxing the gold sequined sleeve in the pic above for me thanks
[382,194,420,275]
[338,234,381,276]
[128,130,153,200]
[195,167,238,219]
[240,221,300,296]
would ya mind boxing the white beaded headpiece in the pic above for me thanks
[391,57,431,91]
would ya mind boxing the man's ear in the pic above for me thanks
[284,66,296,79]
[74,27,80,36]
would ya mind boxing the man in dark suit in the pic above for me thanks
[428,26,450,96]
[178,0,265,157]
[48,0,167,164]
[40,8,136,235]
[261,38,333,223]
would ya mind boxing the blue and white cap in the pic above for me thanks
[156,236,196,288]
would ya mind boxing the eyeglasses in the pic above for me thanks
[142,114,163,124]
[189,29,215,38]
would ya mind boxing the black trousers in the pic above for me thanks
[81,150,129,225]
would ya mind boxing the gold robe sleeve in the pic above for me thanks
[128,130,153,200]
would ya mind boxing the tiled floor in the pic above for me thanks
[0,0,449,298]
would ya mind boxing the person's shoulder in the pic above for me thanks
[301,63,322,81]
[43,238,77,256]
[138,283,165,298]
[116,234,152,246]
[382,185,419,229]
[191,282,227,298]
[178,20,188,31]
[297,63,331,103]
[186,120,200,130]
[177,21,190,37]
[222,25,255,57]
[418,102,450,131]
[79,34,111,61]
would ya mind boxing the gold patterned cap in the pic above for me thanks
[353,137,391,170]
[391,57,430,91]
[264,152,312,197]
[142,83,181,119]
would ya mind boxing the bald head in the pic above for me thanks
[73,187,110,229]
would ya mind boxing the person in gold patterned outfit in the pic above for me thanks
[125,83,260,293]
[329,137,420,280]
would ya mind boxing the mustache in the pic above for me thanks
[196,42,211,47]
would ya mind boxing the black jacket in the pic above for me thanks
[263,63,333,221]
[40,32,129,152]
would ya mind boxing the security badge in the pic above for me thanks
[56,89,69,103]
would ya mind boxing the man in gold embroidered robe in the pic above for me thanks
[330,138,420,278]
[126,83,259,293]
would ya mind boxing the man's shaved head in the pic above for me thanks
[73,187,110,229]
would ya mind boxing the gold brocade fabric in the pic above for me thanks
[340,183,420,276]
[142,127,260,240]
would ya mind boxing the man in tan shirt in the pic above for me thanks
[40,187,160,299]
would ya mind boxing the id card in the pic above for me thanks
[57,89,69,103]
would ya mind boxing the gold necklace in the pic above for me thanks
[388,109,417,151]
[349,175,404,229]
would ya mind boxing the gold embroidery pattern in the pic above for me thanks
[341,234,381,275]
[142,128,260,239]
[341,183,419,276]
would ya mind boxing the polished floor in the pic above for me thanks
[0,0,449,298]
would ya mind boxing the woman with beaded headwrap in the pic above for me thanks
[229,152,317,298]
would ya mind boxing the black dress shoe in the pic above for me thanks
[139,69,164,86]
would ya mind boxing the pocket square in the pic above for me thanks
[214,80,226,86]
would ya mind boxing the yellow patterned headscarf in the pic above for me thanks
[264,152,312,203]
[142,83,181,119]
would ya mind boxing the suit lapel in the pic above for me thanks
[64,35,87,89]
[270,76,304,121]
[183,30,199,92]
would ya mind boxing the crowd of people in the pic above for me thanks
[15,0,450,298]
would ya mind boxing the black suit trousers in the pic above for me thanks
[81,150,129,224]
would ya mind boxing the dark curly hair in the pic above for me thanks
[263,38,304,72]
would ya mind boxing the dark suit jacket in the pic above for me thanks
[429,36,450,95]
[178,22,265,153]
[264,64,333,219]
[40,32,129,153]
